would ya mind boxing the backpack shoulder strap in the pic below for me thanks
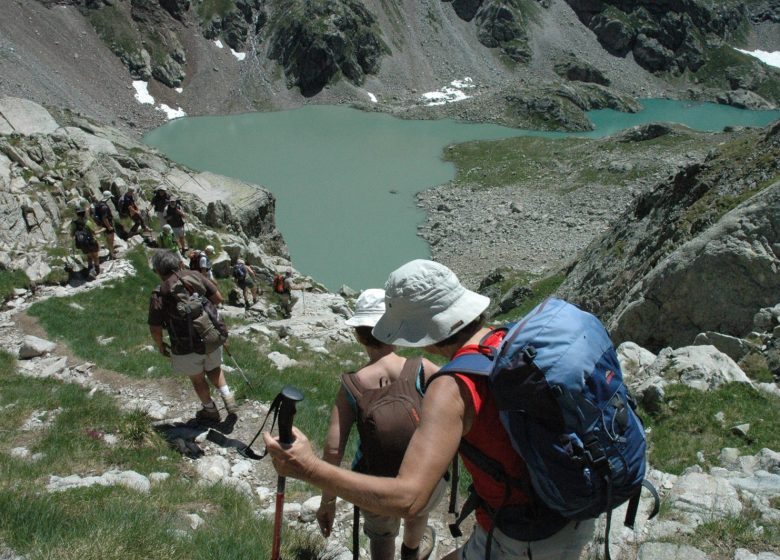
[340,371,361,415]
[424,352,493,392]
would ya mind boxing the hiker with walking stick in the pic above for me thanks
[317,289,443,560]
[263,260,603,560]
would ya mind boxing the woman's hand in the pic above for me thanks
[262,427,318,480]
[316,499,336,537]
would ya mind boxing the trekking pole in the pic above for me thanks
[271,386,305,560]
[222,343,254,390]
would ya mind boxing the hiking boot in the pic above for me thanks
[222,392,238,415]
[417,526,435,560]
[195,404,220,423]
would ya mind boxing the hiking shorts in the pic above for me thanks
[156,211,166,225]
[459,519,595,560]
[362,478,446,539]
[172,225,185,238]
[171,348,222,376]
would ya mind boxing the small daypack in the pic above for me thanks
[341,359,424,478]
[92,201,112,225]
[165,272,228,354]
[189,252,204,272]
[117,194,131,217]
[273,274,287,294]
[233,263,247,281]
[74,226,95,250]
[433,298,659,560]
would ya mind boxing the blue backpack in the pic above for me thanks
[436,298,658,559]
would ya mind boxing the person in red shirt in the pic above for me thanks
[264,260,594,559]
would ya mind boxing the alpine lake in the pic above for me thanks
[143,99,780,291]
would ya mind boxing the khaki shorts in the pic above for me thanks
[363,478,446,539]
[171,348,222,376]
[459,519,595,560]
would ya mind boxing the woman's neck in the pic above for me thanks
[364,344,396,364]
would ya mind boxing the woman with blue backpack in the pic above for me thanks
[264,260,653,560]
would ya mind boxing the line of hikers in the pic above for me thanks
[261,260,655,560]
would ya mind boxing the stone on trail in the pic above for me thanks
[267,351,298,370]
[0,97,59,136]
[637,542,709,560]
[18,335,57,359]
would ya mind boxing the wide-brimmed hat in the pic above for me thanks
[373,260,490,347]
[345,289,386,328]
[162,224,173,233]
[101,190,112,201]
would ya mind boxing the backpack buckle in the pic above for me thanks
[522,345,537,364]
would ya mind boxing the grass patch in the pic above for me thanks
[0,349,326,559]
[640,383,780,475]
[85,5,141,59]
[0,269,31,301]
[489,271,566,322]
[739,353,775,384]
[670,509,780,558]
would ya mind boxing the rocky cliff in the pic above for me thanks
[0,96,285,284]
[558,120,780,352]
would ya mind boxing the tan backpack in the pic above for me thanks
[341,358,424,477]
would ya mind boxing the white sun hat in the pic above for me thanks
[345,288,386,328]
[372,259,490,347]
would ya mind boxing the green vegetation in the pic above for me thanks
[692,45,780,104]
[442,132,699,192]
[85,5,142,60]
[670,509,780,557]
[640,383,780,475]
[0,269,31,301]
[0,350,324,560]
[738,353,775,384]
[196,0,236,22]
[489,271,566,322]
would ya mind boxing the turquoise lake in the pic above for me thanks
[143,99,780,290]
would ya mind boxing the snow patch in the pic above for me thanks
[230,49,246,61]
[421,77,474,106]
[214,39,224,49]
[735,48,780,69]
[367,92,377,103]
[131,81,186,120]
[157,104,186,120]
[132,81,155,105]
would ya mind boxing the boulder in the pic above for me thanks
[637,543,709,560]
[589,14,635,56]
[19,335,57,359]
[616,341,656,384]
[693,331,756,362]
[644,345,752,391]
[668,470,742,523]
[0,97,59,136]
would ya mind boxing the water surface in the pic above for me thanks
[143,100,780,290]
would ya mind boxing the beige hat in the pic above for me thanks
[373,260,490,347]
[102,190,112,201]
[345,289,386,328]
[205,245,215,254]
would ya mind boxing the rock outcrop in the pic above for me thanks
[0,97,285,284]
[559,121,780,351]
[267,0,388,97]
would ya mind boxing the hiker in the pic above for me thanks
[121,186,150,235]
[148,250,237,422]
[263,260,596,560]
[165,197,187,253]
[189,246,214,280]
[317,288,443,560]
[70,206,100,276]
[157,224,178,253]
[233,258,258,308]
[92,190,116,259]
[151,186,170,226]
[276,270,307,318]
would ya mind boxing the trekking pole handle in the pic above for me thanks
[277,386,304,446]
